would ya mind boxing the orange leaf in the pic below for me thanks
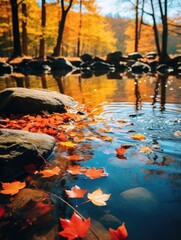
[58,212,91,239]
[83,167,108,179]
[65,185,87,198]
[67,165,82,175]
[109,223,128,240]
[131,133,146,140]
[39,166,60,178]
[115,146,127,156]
[0,181,26,195]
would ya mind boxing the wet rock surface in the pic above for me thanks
[0,87,77,114]
[0,129,55,181]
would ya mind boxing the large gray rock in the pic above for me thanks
[0,129,55,181]
[0,87,77,114]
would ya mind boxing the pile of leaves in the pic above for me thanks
[1,105,176,239]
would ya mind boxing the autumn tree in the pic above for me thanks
[52,0,73,57]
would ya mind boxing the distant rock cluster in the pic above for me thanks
[0,51,181,77]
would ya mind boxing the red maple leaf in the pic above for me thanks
[58,212,91,240]
[0,206,5,218]
[109,223,128,240]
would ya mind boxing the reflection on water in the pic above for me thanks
[0,71,180,111]
[0,72,181,240]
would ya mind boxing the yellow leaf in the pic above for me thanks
[60,141,77,148]
[0,181,26,196]
[131,133,146,140]
[87,188,111,206]
[140,146,153,154]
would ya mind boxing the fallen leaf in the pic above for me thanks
[0,181,26,195]
[67,165,82,175]
[131,133,146,140]
[140,146,153,154]
[60,141,77,148]
[83,167,108,179]
[109,223,128,240]
[0,206,5,217]
[39,166,61,178]
[58,212,91,239]
[87,188,111,206]
[174,130,181,137]
[65,185,87,198]
[115,146,127,156]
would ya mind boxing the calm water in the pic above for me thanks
[1,72,181,239]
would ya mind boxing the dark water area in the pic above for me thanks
[0,71,181,239]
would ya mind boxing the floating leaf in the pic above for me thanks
[115,146,127,156]
[83,167,108,179]
[0,181,26,195]
[58,212,91,239]
[87,188,110,206]
[60,141,77,148]
[140,146,153,154]
[39,166,60,178]
[109,223,128,240]
[65,185,87,198]
[131,133,146,140]
[67,165,83,175]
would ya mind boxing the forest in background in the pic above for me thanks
[0,0,180,59]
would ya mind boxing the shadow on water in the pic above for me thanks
[0,70,181,239]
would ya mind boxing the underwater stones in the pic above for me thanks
[119,187,158,213]
[0,87,77,114]
[0,129,55,181]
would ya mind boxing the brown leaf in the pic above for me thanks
[65,185,86,198]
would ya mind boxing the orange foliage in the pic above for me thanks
[109,223,128,240]
[0,181,26,196]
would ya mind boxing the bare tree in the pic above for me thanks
[39,0,46,59]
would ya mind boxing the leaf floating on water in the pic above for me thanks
[39,166,61,178]
[58,212,91,239]
[131,133,146,140]
[65,185,87,198]
[115,146,127,156]
[60,141,77,148]
[67,164,82,175]
[0,181,26,195]
[87,188,111,206]
[140,146,153,154]
[109,222,128,240]
[83,167,108,179]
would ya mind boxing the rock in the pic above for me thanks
[106,51,122,64]
[156,64,174,75]
[128,52,143,61]
[90,61,114,71]
[119,187,158,213]
[51,57,75,71]
[0,87,77,114]
[131,61,151,74]
[0,129,55,181]
[80,53,93,63]
[146,51,157,60]
[0,61,13,76]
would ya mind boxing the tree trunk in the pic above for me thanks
[22,3,28,55]
[150,0,160,56]
[39,0,46,59]
[10,0,22,58]
[158,0,169,62]
[52,0,73,57]
[77,0,82,57]
[134,0,139,52]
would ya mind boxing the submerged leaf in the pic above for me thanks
[0,181,26,195]
[58,212,91,239]
[65,185,87,198]
[87,188,111,206]
[109,223,128,240]
[140,146,153,154]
